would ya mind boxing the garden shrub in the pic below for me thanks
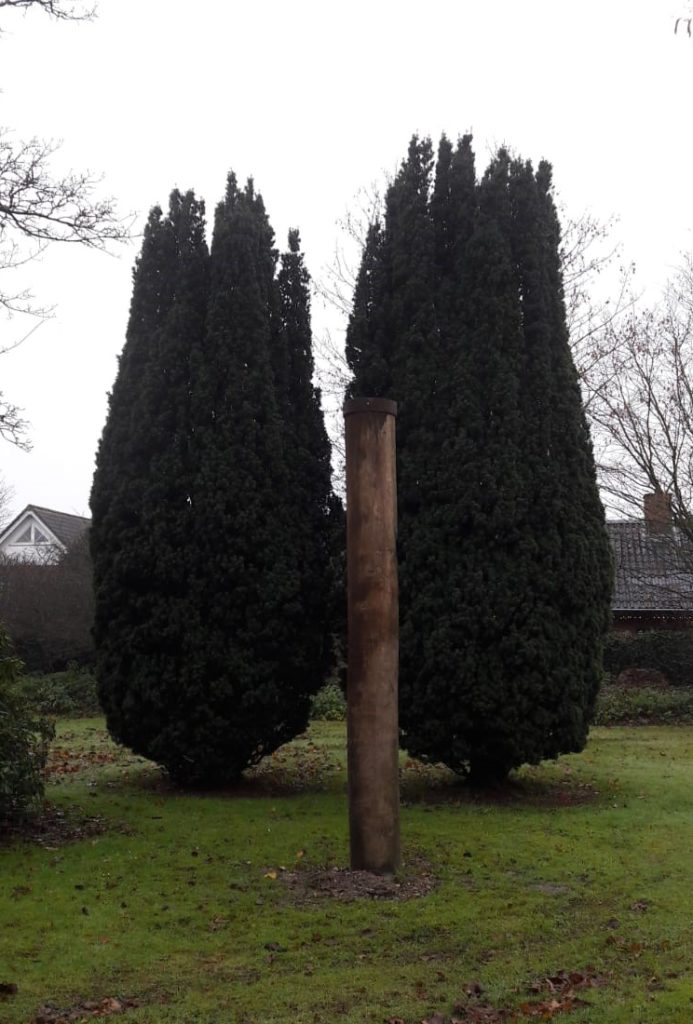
[0,631,54,823]
[17,662,99,717]
[310,681,346,721]
[604,631,693,688]
[595,683,693,725]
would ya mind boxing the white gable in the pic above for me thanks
[0,510,64,563]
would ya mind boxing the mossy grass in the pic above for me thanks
[1,720,693,1022]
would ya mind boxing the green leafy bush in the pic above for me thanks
[17,662,99,717]
[595,683,693,725]
[604,631,693,688]
[310,681,346,721]
[0,633,54,823]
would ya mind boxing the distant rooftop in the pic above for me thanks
[607,519,693,613]
[0,504,90,550]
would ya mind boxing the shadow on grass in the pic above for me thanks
[399,758,601,810]
[94,738,347,801]
[100,754,600,812]
[47,720,602,810]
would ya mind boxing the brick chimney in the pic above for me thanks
[643,491,672,528]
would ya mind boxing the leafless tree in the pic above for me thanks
[559,210,636,412]
[312,184,384,483]
[589,256,693,531]
[0,0,129,447]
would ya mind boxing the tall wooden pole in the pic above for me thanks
[344,397,400,875]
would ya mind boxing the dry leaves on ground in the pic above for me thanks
[33,997,139,1023]
[408,967,608,1024]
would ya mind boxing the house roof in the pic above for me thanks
[0,504,90,550]
[607,520,693,613]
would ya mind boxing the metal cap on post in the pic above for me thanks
[344,396,400,875]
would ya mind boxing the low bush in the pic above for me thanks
[310,681,346,721]
[595,683,693,725]
[604,630,693,687]
[17,662,99,717]
[0,631,54,823]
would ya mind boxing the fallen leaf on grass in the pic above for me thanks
[264,870,278,880]
[521,967,607,1018]
[518,996,589,1018]
[605,935,644,956]
[33,996,139,1022]
[46,748,118,777]
[450,1005,510,1022]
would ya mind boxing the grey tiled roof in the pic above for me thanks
[26,505,90,548]
[607,520,693,613]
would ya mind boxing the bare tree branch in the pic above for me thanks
[0,0,95,21]
[589,256,693,536]
[0,391,31,448]
[0,131,128,249]
[0,2,131,447]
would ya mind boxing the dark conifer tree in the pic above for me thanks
[347,138,612,782]
[93,179,336,785]
[399,150,529,781]
[179,177,332,785]
[91,190,210,766]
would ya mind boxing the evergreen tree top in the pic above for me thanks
[288,228,301,254]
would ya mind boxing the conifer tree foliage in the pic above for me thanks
[183,181,335,783]
[91,189,209,775]
[346,136,612,783]
[92,176,335,786]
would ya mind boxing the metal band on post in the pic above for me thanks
[344,397,400,874]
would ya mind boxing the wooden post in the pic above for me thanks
[344,397,400,875]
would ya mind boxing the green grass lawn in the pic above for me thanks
[2,720,693,1023]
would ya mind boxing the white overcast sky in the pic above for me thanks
[0,0,691,518]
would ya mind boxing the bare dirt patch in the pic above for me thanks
[281,859,437,904]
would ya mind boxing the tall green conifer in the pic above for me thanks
[347,137,611,782]
[93,178,336,785]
